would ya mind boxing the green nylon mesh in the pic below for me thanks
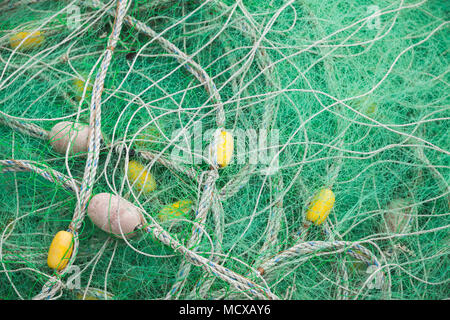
[0,0,448,300]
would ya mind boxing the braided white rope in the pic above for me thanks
[70,0,129,231]
[87,2,233,298]
[186,188,224,299]
[0,115,48,140]
[164,124,229,299]
[165,169,218,299]
[255,176,284,266]
[88,0,226,128]
[215,240,385,299]
[0,0,404,302]
[146,224,278,300]
[0,158,278,300]
[138,149,199,182]
[258,241,384,282]
[210,192,224,260]
[33,0,130,300]
[0,0,44,11]
[219,164,255,201]
[195,175,285,299]
[0,159,79,192]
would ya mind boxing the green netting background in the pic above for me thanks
[0,0,448,300]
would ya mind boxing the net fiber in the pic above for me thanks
[0,0,449,300]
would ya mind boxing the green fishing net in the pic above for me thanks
[0,0,448,300]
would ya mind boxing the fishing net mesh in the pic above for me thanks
[0,0,448,300]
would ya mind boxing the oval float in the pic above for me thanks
[10,31,44,51]
[126,160,156,194]
[305,188,335,226]
[47,230,73,270]
[73,77,93,100]
[158,200,193,222]
[211,129,233,168]
[49,121,91,155]
[87,193,145,238]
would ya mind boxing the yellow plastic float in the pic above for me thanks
[73,77,93,100]
[305,188,335,226]
[213,129,233,168]
[158,200,193,222]
[126,160,156,193]
[10,31,44,51]
[47,231,73,270]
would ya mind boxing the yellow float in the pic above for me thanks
[10,31,44,51]
[158,200,193,222]
[305,188,335,226]
[47,231,73,270]
[213,129,233,168]
[126,160,156,193]
[73,77,93,100]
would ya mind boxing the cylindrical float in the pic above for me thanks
[126,160,156,194]
[10,31,44,51]
[305,188,335,226]
[47,231,73,270]
[210,129,234,168]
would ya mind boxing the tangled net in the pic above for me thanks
[0,0,449,300]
